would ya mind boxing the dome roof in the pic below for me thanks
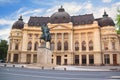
[50,6,71,24]
[98,11,115,27]
[12,16,24,29]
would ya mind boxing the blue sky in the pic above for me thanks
[0,0,120,40]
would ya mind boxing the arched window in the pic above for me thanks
[82,41,86,51]
[51,41,55,50]
[104,42,108,50]
[34,42,38,51]
[112,42,115,50]
[64,41,68,50]
[89,40,93,51]
[15,43,19,50]
[75,41,79,51]
[27,41,32,50]
[57,41,61,51]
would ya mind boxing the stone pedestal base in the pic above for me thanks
[37,47,52,65]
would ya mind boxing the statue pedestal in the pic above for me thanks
[37,47,52,65]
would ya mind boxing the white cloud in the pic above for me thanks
[0,19,13,40]
[93,2,120,21]
[102,0,112,3]
[45,1,93,16]
[0,19,14,26]
[12,7,44,23]
[0,0,19,4]
[0,7,43,40]
[0,28,10,41]
[31,0,58,6]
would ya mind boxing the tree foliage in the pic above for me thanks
[116,8,120,34]
[0,40,8,60]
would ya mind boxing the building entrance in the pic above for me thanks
[26,54,31,64]
[82,55,86,65]
[74,55,79,65]
[64,59,67,65]
[56,56,61,65]
[13,54,18,63]
[113,54,117,65]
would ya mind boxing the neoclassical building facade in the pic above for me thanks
[7,6,120,66]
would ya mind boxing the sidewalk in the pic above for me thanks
[53,66,120,71]
[25,64,120,71]
[0,63,120,71]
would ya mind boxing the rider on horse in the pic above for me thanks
[40,24,51,42]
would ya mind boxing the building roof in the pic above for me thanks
[28,16,49,26]
[96,11,115,27]
[71,14,94,26]
[12,16,24,29]
[27,7,115,27]
[50,6,71,24]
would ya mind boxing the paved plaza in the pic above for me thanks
[0,66,120,80]
[0,63,120,80]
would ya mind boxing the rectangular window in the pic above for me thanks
[75,55,79,65]
[89,55,94,64]
[82,55,86,64]
[104,54,110,64]
[64,59,67,65]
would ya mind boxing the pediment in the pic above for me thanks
[50,25,71,30]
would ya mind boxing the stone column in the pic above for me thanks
[110,54,113,65]
[10,53,14,62]
[31,54,33,63]
[79,54,82,65]
[79,33,81,52]
[20,53,26,63]
[70,32,73,52]
[115,39,118,50]
[86,54,89,65]
[109,37,112,50]
[86,33,88,51]
[19,41,21,50]
[62,33,64,51]
[22,31,28,51]
[32,34,35,51]
[12,40,15,50]
[94,29,101,51]
[55,33,57,51]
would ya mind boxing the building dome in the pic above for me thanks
[98,11,115,27]
[50,6,71,24]
[12,16,24,29]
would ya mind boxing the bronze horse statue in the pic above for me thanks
[40,24,51,42]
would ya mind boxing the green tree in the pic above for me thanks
[0,40,8,61]
[116,9,120,34]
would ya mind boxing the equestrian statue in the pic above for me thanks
[40,24,51,43]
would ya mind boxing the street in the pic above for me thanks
[0,67,120,80]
